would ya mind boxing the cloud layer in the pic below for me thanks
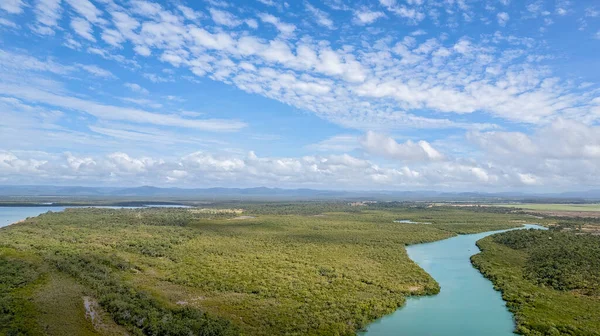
[0,0,599,190]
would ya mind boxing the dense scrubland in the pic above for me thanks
[473,229,600,336]
[3,202,594,335]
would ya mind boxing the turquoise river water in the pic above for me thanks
[362,224,545,336]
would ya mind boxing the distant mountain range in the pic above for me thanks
[1,185,600,201]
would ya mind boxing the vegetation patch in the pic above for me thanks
[472,229,600,336]
[0,204,531,335]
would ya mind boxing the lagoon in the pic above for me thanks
[362,224,544,336]
[0,206,67,229]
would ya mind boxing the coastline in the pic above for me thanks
[0,206,68,230]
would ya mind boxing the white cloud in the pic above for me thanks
[308,135,359,152]
[177,5,202,21]
[32,0,63,35]
[0,83,247,132]
[2,0,600,191]
[306,2,334,29]
[497,12,509,26]
[245,18,258,29]
[77,64,115,78]
[120,97,162,109]
[209,8,241,27]
[0,0,25,14]
[124,82,149,94]
[0,18,17,28]
[258,13,296,35]
[469,120,600,160]
[361,131,444,161]
[378,0,425,23]
[65,0,103,24]
[0,149,562,190]
[353,9,386,25]
[70,17,96,41]
[256,0,276,6]
[0,49,71,74]
[101,29,125,47]
[586,7,599,18]
[134,45,152,56]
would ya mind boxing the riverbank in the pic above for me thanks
[472,230,600,335]
[362,225,544,336]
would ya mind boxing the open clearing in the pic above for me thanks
[494,203,600,212]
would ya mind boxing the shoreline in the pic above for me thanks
[361,224,544,335]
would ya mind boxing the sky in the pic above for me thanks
[1,0,600,191]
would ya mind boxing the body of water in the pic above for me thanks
[0,205,188,229]
[0,206,67,229]
[362,224,545,336]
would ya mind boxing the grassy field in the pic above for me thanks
[494,203,600,212]
[0,204,533,335]
[472,230,600,336]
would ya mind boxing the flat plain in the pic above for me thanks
[1,203,530,336]
[494,203,600,212]
[2,203,598,336]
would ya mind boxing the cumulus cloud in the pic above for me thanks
[469,120,600,160]
[361,131,444,161]
[0,150,545,189]
[466,120,600,188]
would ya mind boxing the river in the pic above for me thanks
[362,224,545,336]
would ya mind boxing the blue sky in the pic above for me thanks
[1,0,600,191]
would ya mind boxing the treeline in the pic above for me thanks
[493,230,600,295]
[473,229,600,336]
[242,202,362,215]
[58,207,237,227]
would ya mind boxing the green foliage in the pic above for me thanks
[242,202,361,215]
[0,205,532,335]
[0,253,44,335]
[49,252,238,336]
[493,230,600,294]
[473,230,600,336]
